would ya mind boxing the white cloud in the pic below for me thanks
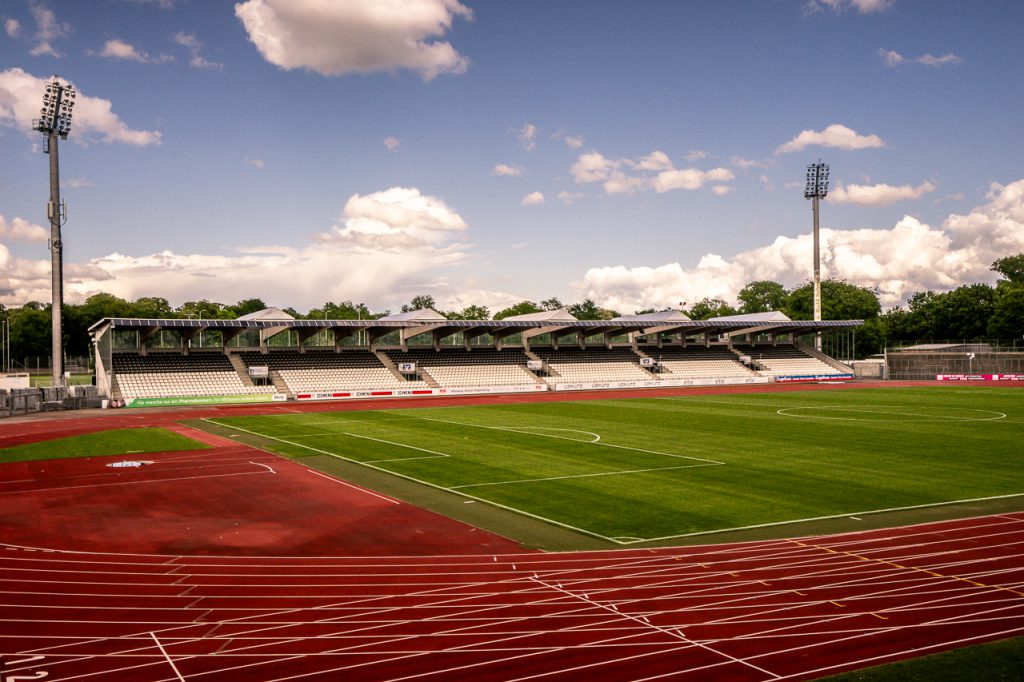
[632,151,674,172]
[571,149,734,196]
[0,215,48,242]
[807,0,893,14]
[652,167,734,193]
[245,157,265,168]
[775,123,885,155]
[384,136,401,151]
[0,68,162,146]
[556,190,584,203]
[4,18,21,37]
[2,187,475,309]
[684,150,709,162]
[89,38,173,64]
[234,0,472,80]
[512,122,538,151]
[491,163,522,177]
[574,179,1024,311]
[879,48,962,68]
[563,134,584,149]
[172,32,222,70]
[830,180,936,206]
[730,155,770,170]
[711,186,734,196]
[521,191,545,206]
[29,1,70,57]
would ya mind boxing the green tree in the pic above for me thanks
[987,285,1024,340]
[308,300,372,320]
[687,297,737,320]
[446,305,490,320]
[930,283,996,340]
[992,253,1024,283]
[8,303,51,365]
[737,280,787,314]
[568,298,619,320]
[402,294,436,313]
[786,279,881,321]
[228,298,268,317]
[177,300,232,320]
[539,297,563,311]
[129,297,174,318]
[494,300,542,320]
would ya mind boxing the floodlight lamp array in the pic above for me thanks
[803,161,830,199]
[35,78,76,138]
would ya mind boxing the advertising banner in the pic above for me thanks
[775,374,854,383]
[937,374,1024,381]
[126,393,278,408]
[552,376,770,391]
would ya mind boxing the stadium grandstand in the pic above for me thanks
[87,307,860,407]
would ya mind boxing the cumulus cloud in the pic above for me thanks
[491,163,522,177]
[830,180,936,206]
[879,48,962,68]
[574,179,1024,311]
[0,215,48,242]
[1,187,476,309]
[0,68,162,146]
[235,0,472,80]
[775,123,885,155]
[572,150,734,195]
[383,136,401,151]
[521,191,545,206]
[89,38,173,64]
[5,18,21,37]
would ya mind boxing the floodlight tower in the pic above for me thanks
[804,160,830,351]
[33,76,76,388]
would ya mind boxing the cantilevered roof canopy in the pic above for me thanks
[89,307,861,345]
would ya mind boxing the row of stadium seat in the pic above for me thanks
[110,344,849,400]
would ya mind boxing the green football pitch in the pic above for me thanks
[209,386,1023,544]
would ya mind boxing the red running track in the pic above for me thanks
[2,514,1023,681]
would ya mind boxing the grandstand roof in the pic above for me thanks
[237,307,295,321]
[379,308,448,322]
[89,314,862,343]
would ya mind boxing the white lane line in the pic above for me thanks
[150,631,186,681]
[0,470,275,496]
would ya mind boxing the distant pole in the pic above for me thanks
[804,161,830,351]
[33,76,76,388]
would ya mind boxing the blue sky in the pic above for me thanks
[1,0,1022,314]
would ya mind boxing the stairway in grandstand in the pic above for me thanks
[731,343,851,378]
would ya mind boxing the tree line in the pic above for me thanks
[2,253,1021,366]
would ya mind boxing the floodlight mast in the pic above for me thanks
[33,76,75,388]
[804,161,829,351]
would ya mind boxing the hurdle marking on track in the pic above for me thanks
[788,538,1024,599]
[531,576,782,679]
